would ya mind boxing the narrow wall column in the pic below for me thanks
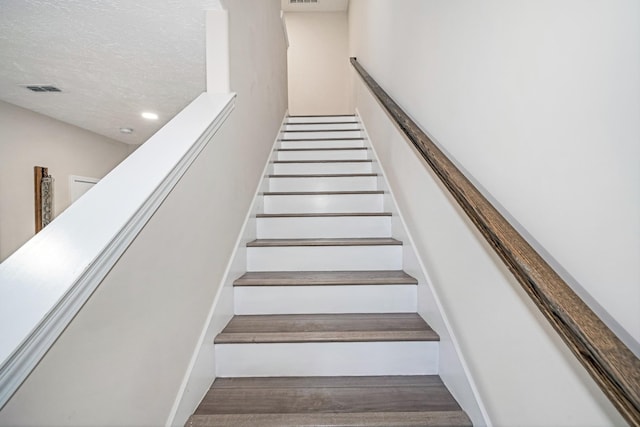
[206,9,230,93]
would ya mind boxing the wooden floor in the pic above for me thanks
[214,313,439,344]
[187,376,472,427]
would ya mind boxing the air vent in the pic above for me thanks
[22,85,62,93]
[290,0,318,3]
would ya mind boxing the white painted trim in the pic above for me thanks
[68,175,99,204]
[280,11,290,48]
[165,111,289,427]
[0,92,236,411]
[68,175,99,185]
[356,109,493,427]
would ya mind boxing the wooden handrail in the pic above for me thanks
[350,57,640,426]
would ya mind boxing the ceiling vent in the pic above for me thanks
[290,0,318,3]
[22,85,62,93]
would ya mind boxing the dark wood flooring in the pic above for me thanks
[233,270,417,286]
[214,313,439,344]
[187,376,472,427]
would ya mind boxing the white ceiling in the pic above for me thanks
[0,0,221,145]
[281,0,349,13]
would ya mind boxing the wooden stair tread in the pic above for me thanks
[284,121,358,125]
[188,411,471,427]
[277,147,368,151]
[278,137,365,141]
[256,212,391,218]
[214,313,438,343]
[273,159,372,163]
[287,114,356,117]
[247,238,402,247]
[188,376,471,427]
[212,375,442,388]
[269,173,377,178]
[234,270,417,286]
[282,129,364,133]
[263,190,383,196]
[199,375,457,410]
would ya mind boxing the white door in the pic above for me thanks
[69,175,99,203]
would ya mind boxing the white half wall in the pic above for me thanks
[0,100,131,262]
[0,0,287,425]
[284,12,353,115]
[349,0,637,426]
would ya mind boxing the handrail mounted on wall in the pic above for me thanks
[350,57,639,426]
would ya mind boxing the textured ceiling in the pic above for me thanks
[281,0,349,12]
[0,0,221,144]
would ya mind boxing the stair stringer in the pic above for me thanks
[165,112,288,427]
[357,110,492,427]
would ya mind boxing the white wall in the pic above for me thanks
[0,101,131,262]
[0,0,287,425]
[350,0,637,426]
[285,12,353,115]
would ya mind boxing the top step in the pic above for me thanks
[287,115,357,124]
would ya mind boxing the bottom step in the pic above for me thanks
[188,376,472,427]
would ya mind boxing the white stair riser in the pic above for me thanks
[283,123,360,131]
[282,131,363,140]
[216,342,438,377]
[257,216,391,239]
[280,139,364,149]
[287,116,357,124]
[246,245,402,271]
[234,285,417,315]
[263,194,383,214]
[273,162,372,174]
[268,176,377,192]
[277,150,368,161]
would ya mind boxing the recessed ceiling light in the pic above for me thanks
[141,112,158,120]
[120,127,134,134]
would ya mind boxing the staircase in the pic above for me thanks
[187,115,472,426]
